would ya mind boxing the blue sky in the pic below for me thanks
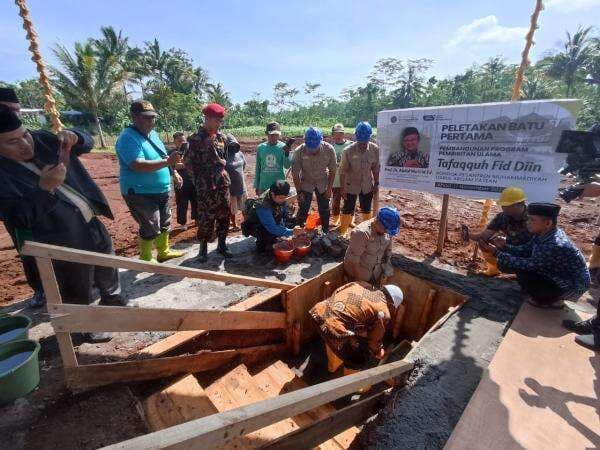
[2,0,599,104]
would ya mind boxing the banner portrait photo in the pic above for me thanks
[377,99,580,202]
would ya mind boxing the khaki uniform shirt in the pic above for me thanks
[340,142,380,195]
[291,142,337,194]
[344,220,393,283]
[309,281,390,354]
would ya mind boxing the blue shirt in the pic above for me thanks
[256,203,293,237]
[497,227,590,300]
[116,127,171,195]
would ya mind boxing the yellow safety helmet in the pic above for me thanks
[497,187,526,206]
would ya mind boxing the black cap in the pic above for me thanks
[0,106,22,134]
[527,202,561,219]
[270,180,290,196]
[266,121,282,135]
[402,127,419,139]
[0,87,19,104]
[130,100,158,116]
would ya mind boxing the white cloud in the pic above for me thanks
[545,0,600,12]
[446,15,527,48]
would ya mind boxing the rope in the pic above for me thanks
[472,0,544,262]
[15,0,63,133]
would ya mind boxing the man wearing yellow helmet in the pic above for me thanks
[462,186,532,276]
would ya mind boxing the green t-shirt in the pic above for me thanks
[254,141,292,192]
[332,140,353,188]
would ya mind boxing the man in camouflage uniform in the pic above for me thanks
[185,103,240,262]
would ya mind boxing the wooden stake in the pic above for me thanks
[435,194,450,255]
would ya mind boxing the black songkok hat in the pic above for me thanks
[270,180,291,196]
[0,87,19,104]
[0,106,22,134]
[527,202,561,219]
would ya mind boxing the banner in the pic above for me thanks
[377,99,580,202]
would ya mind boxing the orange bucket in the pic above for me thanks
[273,241,294,263]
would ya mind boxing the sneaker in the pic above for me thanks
[574,333,600,350]
[562,317,598,335]
[29,290,46,308]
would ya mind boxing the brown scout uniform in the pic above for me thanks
[291,142,337,194]
[339,142,380,195]
[310,281,390,367]
[344,219,393,283]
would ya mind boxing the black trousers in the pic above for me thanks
[516,271,566,305]
[243,221,278,253]
[174,180,197,226]
[342,191,374,215]
[297,189,330,233]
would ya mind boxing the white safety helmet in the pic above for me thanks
[383,284,404,309]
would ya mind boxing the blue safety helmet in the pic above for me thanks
[355,121,373,143]
[377,206,401,236]
[304,127,323,149]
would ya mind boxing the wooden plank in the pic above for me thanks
[416,289,436,338]
[49,304,286,333]
[194,329,284,351]
[143,375,219,431]
[204,364,300,449]
[67,344,285,391]
[22,242,295,290]
[101,359,412,450]
[445,304,600,450]
[35,257,78,368]
[139,289,283,358]
[264,391,386,450]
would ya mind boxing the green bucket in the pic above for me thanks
[0,339,41,403]
[0,315,32,345]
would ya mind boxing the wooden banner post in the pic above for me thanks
[435,194,450,255]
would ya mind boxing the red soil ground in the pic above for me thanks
[1,139,597,306]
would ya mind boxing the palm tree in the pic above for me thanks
[143,39,171,85]
[93,26,137,96]
[206,83,232,107]
[51,41,124,147]
[544,26,594,97]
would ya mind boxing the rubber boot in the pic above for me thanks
[349,215,357,228]
[362,212,373,222]
[325,344,343,373]
[339,214,353,238]
[481,251,500,277]
[343,367,371,393]
[217,235,233,258]
[139,237,157,263]
[155,231,184,262]
[197,240,208,263]
[331,215,340,227]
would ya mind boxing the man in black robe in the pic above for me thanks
[0,107,123,307]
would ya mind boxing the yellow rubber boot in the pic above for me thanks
[362,212,373,222]
[343,367,371,393]
[349,215,357,228]
[155,231,184,262]
[588,244,600,269]
[325,344,343,373]
[481,251,500,277]
[139,238,157,263]
[331,215,340,227]
[339,214,353,237]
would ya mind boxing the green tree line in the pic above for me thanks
[2,25,599,144]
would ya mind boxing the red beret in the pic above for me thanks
[202,103,226,118]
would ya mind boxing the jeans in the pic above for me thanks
[342,191,373,215]
[297,189,331,233]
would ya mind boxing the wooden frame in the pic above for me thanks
[101,359,412,450]
[21,241,295,391]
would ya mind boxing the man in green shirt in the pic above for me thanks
[254,122,293,195]
[330,123,352,226]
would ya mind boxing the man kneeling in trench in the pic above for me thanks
[309,282,404,391]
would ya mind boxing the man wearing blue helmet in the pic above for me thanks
[344,206,400,285]
[291,127,337,233]
[339,121,380,236]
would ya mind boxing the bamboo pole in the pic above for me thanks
[15,0,63,133]
[471,0,544,263]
